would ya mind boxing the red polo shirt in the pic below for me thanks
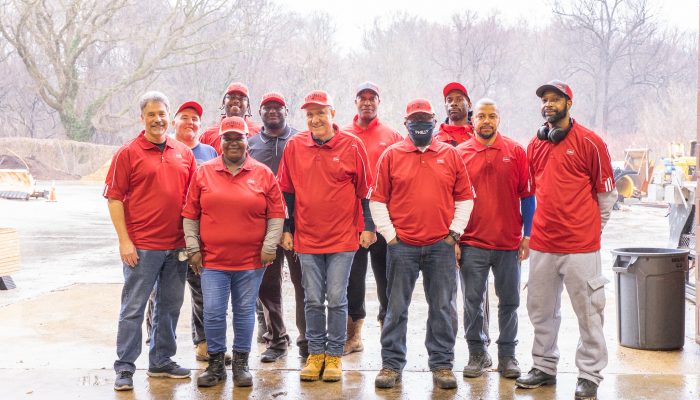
[435,123,473,146]
[527,120,614,253]
[103,131,196,250]
[277,125,372,254]
[182,156,286,271]
[200,116,262,154]
[343,115,402,177]
[457,133,533,250]
[371,137,474,246]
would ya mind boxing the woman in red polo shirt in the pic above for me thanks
[182,116,285,389]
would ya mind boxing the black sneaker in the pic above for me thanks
[147,362,191,379]
[515,368,556,389]
[575,378,598,400]
[114,371,134,391]
[260,347,287,363]
[463,352,493,378]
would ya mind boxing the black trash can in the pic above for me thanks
[611,248,689,350]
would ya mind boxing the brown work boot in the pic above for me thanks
[322,355,342,382]
[375,368,401,388]
[300,353,325,381]
[343,319,364,355]
[195,341,208,361]
[432,368,457,389]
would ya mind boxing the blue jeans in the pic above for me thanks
[114,249,187,373]
[298,252,355,356]
[201,268,265,353]
[459,245,520,357]
[381,239,457,371]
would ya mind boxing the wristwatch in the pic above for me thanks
[448,230,461,243]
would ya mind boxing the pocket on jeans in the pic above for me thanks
[586,275,609,315]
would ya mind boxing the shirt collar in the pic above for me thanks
[303,124,341,148]
[136,130,175,150]
[470,132,503,151]
[352,115,379,132]
[214,154,254,172]
[258,125,292,143]
[397,135,441,153]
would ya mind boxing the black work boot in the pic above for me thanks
[463,352,493,378]
[497,356,521,379]
[232,351,253,387]
[515,368,557,389]
[575,378,598,400]
[197,352,226,387]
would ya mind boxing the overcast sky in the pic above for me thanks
[287,0,699,53]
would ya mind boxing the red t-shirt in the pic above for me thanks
[342,115,402,177]
[527,120,614,253]
[371,137,474,246]
[277,125,372,254]
[435,123,473,146]
[457,133,533,250]
[103,131,196,250]
[200,116,262,154]
[182,156,286,271]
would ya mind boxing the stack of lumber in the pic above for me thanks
[0,228,20,276]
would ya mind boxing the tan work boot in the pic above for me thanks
[375,367,402,388]
[322,355,342,382]
[300,353,325,381]
[196,341,208,361]
[343,319,364,355]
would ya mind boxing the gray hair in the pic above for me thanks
[139,91,170,114]
[473,97,499,114]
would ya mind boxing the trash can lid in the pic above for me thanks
[611,248,690,257]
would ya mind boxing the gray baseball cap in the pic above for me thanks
[355,81,380,97]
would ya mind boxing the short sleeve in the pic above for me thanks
[103,146,131,200]
[264,169,287,219]
[353,138,372,199]
[451,149,474,201]
[585,134,615,193]
[370,148,392,203]
[182,168,203,220]
[515,145,534,198]
[277,142,295,193]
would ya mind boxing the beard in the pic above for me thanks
[476,130,495,141]
[542,106,568,124]
[264,120,285,130]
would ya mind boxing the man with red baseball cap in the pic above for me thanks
[143,100,221,364]
[199,82,262,153]
[341,81,402,356]
[456,98,534,381]
[277,90,375,383]
[248,91,307,362]
[371,98,474,390]
[435,82,474,146]
[105,91,196,391]
[515,80,616,400]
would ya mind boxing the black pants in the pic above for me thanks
[146,266,205,345]
[258,246,307,351]
[346,233,388,322]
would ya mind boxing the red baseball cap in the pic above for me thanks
[175,101,203,118]
[301,90,333,109]
[443,82,469,99]
[536,80,573,100]
[225,82,249,97]
[356,81,380,97]
[405,98,435,118]
[260,91,286,107]
[219,116,248,136]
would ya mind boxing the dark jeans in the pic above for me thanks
[258,246,291,350]
[381,239,457,371]
[146,266,205,345]
[114,249,187,374]
[347,233,389,322]
[459,245,520,357]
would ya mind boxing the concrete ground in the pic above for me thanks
[1,181,699,399]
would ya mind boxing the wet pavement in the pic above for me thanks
[1,182,698,399]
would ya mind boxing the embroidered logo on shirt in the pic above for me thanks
[247,179,255,184]
[332,156,340,162]
[436,159,445,164]
[502,157,511,162]
[379,142,387,146]
[175,153,183,158]
[566,149,575,156]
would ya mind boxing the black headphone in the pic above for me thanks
[537,118,573,144]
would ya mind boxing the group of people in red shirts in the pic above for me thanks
[104,79,616,400]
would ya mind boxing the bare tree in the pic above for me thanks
[0,0,235,141]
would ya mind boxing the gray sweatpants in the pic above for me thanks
[526,250,609,385]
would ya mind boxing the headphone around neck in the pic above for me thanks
[537,118,573,144]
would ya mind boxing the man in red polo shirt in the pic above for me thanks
[435,82,474,146]
[456,98,534,381]
[277,90,375,383]
[515,81,616,400]
[371,99,474,390]
[199,82,261,153]
[342,81,402,355]
[104,91,196,391]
